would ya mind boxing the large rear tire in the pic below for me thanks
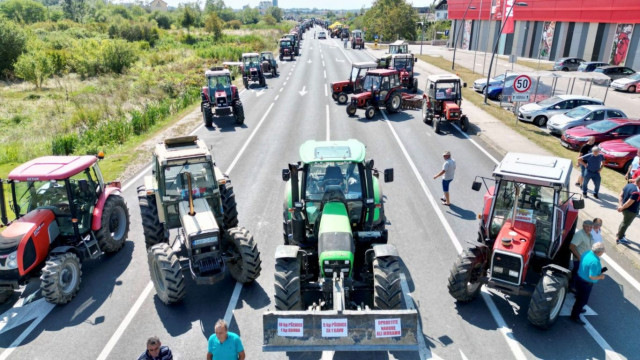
[219,178,239,229]
[386,92,402,113]
[225,227,261,283]
[274,257,302,310]
[447,247,485,303]
[422,101,432,124]
[95,194,129,253]
[203,104,213,127]
[412,78,418,94]
[148,243,185,305]
[373,256,402,310]
[527,270,568,329]
[337,92,349,105]
[138,186,168,249]
[40,252,82,304]
[332,92,339,101]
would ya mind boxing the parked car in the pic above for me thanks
[560,119,640,150]
[553,57,585,71]
[318,31,327,39]
[517,95,604,127]
[599,134,640,172]
[610,73,640,93]
[593,66,636,85]
[473,73,519,93]
[577,61,609,72]
[546,105,626,135]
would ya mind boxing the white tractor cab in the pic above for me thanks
[388,40,409,55]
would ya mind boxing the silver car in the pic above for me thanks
[517,95,604,127]
[610,73,640,92]
[546,105,627,135]
[553,57,585,71]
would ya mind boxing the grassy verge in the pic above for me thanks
[417,54,628,192]
[517,59,554,71]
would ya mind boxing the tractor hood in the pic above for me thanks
[332,80,350,91]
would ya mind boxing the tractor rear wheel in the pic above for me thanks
[386,92,402,113]
[272,67,277,77]
[203,104,213,127]
[346,103,357,117]
[233,102,245,125]
[337,92,348,105]
[373,256,402,310]
[259,75,266,87]
[138,186,168,249]
[274,257,302,310]
[243,78,249,89]
[0,289,13,304]
[225,227,261,283]
[447,247,485,302]
[96,194,129,253]
[148,243,185,305]
[40,252,82,304]
[219,179,239,229]
[365,106,376,119]
[434,118,441,133]
[527,270,568,329]
[460,116,470,132]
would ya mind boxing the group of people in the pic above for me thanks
[138,320,244,360]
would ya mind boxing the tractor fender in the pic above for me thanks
[372,244,399,258]
[201,87,210,102]
[542,263,570,275]
[91,187,122,231]
[275,245,300,259]
[231,85,238,100]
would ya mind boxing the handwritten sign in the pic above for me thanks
[515,209,534,223]
[375,318,402,338]
[321,318,348,337]
[277,318,303,337]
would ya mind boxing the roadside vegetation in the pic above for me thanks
[0,0,291,181]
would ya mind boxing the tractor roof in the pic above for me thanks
[493,152,572,188]
[205,69,231,77]
[427,74,461,82]
[299,139,366,164]
[154,136,212,164]
[9,156,97,181]
[366,69,397,77]
[390,40,408,46]
[392,54,414,59]
[243,53,260,57]
[354,61,378,69]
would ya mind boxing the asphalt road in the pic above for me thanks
[1,26,640,360]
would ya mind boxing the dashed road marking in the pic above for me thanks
[274,95,279,101]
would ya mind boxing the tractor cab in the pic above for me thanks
[279,39,294,60]
[347,69,404,119]
[350,29,364,49]
[241,53,265,88]
[204,68,233,105]
[283,34,299,56]
[422,74,470,132]
[241,53,260,73]
[388,40,409,55]
[331,61,378,104]
[260,51,275,66]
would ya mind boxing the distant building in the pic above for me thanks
[148,0,167,12]
[272,0,278,7]
[435,0,448,20]
[258,1,272,14]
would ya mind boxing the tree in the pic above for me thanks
[361,0,419,41]
[180,4,200,32]
[262,14,276,26]
[63,0,87,22]
[205,12,223,40]
[239,6,259,25]
[268,6,283,22]
[150,11,172,30]
[0,18,27,74]
[0,0,47,24]
[14,50,54,89]
[102,39,137,74]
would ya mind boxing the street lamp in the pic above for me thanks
[451,1,476,70]
[483,1,528,104]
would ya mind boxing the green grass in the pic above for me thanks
[417,54,628,193]
[517,59,554,71]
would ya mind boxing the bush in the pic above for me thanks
[205,12,223,40]
[0,0,46,24]
[69,39,103,79]
[108,18,160,46]
[262,14,276,26]
[102,39,137,74]
[14,50,54,89]
[0,19,27,74]
[52,133,78,155]
[47,49,70,75]
[226,19,241,29]
[151,11,172,30]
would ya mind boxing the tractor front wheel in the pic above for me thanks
[233,101,245,125]
[337,92,349,105]
[412,78,418,94]
[386,92,402,113]
[346,103,357,117]
[225,227,261,283]
[259,75,266,87]
[527,270,568,329]
[460,116,470,132]
[138,186,168,249]
[272,67,277,77]
[422,101,432,124]
[219,178,239,228]
[274,257,302,310]
[0,289,13,304]
[434,118,441,133]
[365,106,376,119]
[243,78,249,89]
[332,92,339,101]
[373,256,402,310]
[96,194,130,253]
[203,104,213,127]
[40,252,82,304]
[447,247,485,303]
[148,243,185,305]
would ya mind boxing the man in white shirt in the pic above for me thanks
[591,218,603,243]
[434,151,456,206]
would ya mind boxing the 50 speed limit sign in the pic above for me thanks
[513,75,532,93]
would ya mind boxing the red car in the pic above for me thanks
[560,119,640,150]
[599,134,640,172]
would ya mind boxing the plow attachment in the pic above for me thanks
[401,94,423,110]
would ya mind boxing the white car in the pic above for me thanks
[317,31,327,39]
[517,95,604,127]
[610,73,640,93]
[546,105,626,135]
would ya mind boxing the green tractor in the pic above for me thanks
[263,140,418,352]
[138,136,261,305]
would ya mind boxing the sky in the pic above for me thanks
[161,0,435,10]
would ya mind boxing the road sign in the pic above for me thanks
[374,35,379,40]
[513,75,532,93]
[511,94,530,102]
[444,30,450,36]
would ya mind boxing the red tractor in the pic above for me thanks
[448,153,584,329]
[350,29,364,49]
[421,74,470,133]
[378,54,418,93]
[0,155,130,304]
[345,69,404,119]
[240,53,266,89]
[331,61,378,104]
[201,67,244,126]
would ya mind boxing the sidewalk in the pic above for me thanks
[365,44,640,269]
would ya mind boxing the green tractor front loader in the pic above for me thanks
[263,140,418,352]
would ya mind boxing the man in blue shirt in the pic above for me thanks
[570,242,606,325]
[207,319,245,360]
[579,146,604,199]
[138,336,173,360]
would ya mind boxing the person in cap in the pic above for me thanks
[579,146,604,199]
[569,219,594,292]
[591,218,603,244]
[138,336,173,360]
[571,242,606,325]
[576,136,596,187]
[433,151,456,206]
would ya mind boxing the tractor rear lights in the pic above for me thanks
[192,235,218,247]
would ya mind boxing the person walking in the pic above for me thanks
[207,319,245,360]
[138,336,173,360]
[626,148,640,181]
[570,242,607,325]
[616,176,640,245]
[576,137,595,187]
[434,151,456,206]
[591,218,603,243]
[569,220,594,292]
[579,146,604,199]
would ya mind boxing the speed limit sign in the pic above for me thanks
[513,75,532,93]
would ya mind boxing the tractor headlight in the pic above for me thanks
[508,270,519,278]
[192,235,218,247]
[493,266,503,273]
[7,251,17,269]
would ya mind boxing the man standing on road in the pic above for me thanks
[569,220,594,292]
[434,151,456,206]
[626,148,640,181]
[616,176,640,245]
[579,146,604,199]
[571,242,606,325]
[207,319,245,360]
[576,137,595,187]
[138,336,173,360]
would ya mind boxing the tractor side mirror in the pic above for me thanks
[429,84,434,89]
[572,198,585,210]
[415,57,418,63]
[282,169,291,181]
[232,76,236,81]
[471,181,482,191]
[463,83,467,88]
[384,168,394,183]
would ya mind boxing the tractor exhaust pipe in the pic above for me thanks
[0,180,7,225]
[186,172,195,216]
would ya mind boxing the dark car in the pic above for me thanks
[594,66,636,85]
[599,135,640,172]
[560,119,640,150]
[553,57,585,71]
[577,61,609,72]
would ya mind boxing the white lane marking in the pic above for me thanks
[223,282,243,324]
[322,61,325,67]
[324,84,328,97]
[283,81,287,86]
[326,104,330,141]
[460,349,469,360]
[225,103,274,174]
[335,58,344,62]
[280,88,283,92]
[0,299,55,360]
[602,254,640,293]
[324,70,326,79]
[582,316,624,360]
[97,283,154,360]
[299,86,308,97]
[399,273,431,360]
[480,289,527,360]
[286,76,290,80]
[451,124,499,164]
[275,95,279,101]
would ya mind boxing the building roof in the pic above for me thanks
[9,156,97,181]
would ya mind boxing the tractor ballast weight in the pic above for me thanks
[263,140,418,352]
[346,69,404,119]
[331,61,378,105]
[240,53,266,88]
[201,68,244,126]
[447,153,585,329]
[421,74,470,133]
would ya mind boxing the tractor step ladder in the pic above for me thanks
[83,234,102,259]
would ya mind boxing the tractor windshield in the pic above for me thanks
[362,74,381,92]
[434,81,461,100]
[280,41,291,47]
[208,75,231,91]
[243,56,260,68]
[162,162,216,202]
[393,57,412,71]
[304,162,363,224]
[13,180,69,217]
[350,66,370,83]
[261,53,273,61]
